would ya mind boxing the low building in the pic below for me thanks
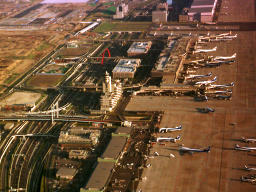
[127,41,152,56]
[152,10,168,23]
[99,136,127,162]
[112,59,141,79]
[56,167,78,180]
[69,150,89,159]
[151,36,190,84]
[112,126,132,137]
[80,161,114,192]
[4,122,14,130]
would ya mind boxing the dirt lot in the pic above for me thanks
[126,1,256,191]
[26,74,64,88]
[0,31,57,84]
[0,91,41,106]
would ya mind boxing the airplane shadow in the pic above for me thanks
[248,154,256,157]
[229,138,243,142]
[164,147,180,152]
[230,178,241,182]
[232,167,246,171]
[163,148,187,156]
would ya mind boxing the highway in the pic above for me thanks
[0,115,120,124]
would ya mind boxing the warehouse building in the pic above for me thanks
[127,42,152,56]
[80,161,115,192]
[56,167,78,180]
[188,0,218,22]
[112,59,141,79]
[99,135,127,163]
[81,130,131,192]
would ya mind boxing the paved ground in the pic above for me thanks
[125,0,256,191]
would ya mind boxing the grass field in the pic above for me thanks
[94,22,152,32]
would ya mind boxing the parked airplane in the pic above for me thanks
[244,165,256,171]
[195,76,217,85]
[156,135,181,143]
[159,125,182,133]
[214,94,232,100]
[214,53,237,61]
[207,82,234,89]
[193,46,217,54]
[194,95,208,102]
[190,58,206,64]
[196,107,215,113]
[241,175,256,184]
[186,72,212,80]
[179,146,211,154]
[241,137,256,143]
[235,144,256,151]
[204,62,221,67]
[216,31,232,37]
[220,34,237,39]
[206,90,232,95]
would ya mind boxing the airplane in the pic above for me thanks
[219,34,237,39]
[216,31,232,37]
[207,82,234,89]
[214,94,232,100]
[159,125,182,133]
[186,72,212,80]
[241,137,256,143]
[156,135,181,143]
[193,46,217,54]
[244,165,256,171]
[234,144,256,151]
[205,59,235,67]
[241,175,256,184]
[214,53,237,61]
[190,58,206,64]
[194,95,208,102]
[198,32,210,39]
[205,90,232,95]
[179,146,211,154]
[204,62,222,68]
[196,107,215,113]
[195,76,217,85]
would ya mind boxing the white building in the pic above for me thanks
[188,0,218,22]
[100,72,122,112]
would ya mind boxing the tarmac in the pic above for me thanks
[126,0,256,191]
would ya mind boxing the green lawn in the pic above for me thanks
[94,22,152,32]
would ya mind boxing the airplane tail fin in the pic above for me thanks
[213,46,217,50]
[213,76,217,81]
[176,135,181,140]
[178,125,182,129]
[235,144,240,148]
[245,165,248,169]
[233,53,237,57]
[204,146,211,152]
[207,72,212,76]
